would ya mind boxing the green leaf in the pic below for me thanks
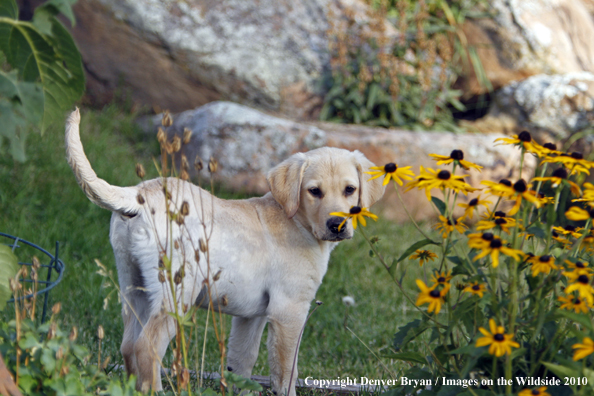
[0,244,19,310]
[386,352,427,365]
[431,196,447,215]
[555,310,594,332]
[393,319,430,350]
[395,238,439,264]
[542,362,580,381]
[526,226,547,239]
[36,0,77,27]
[223,371,263,392]
[0,0,17,18]
[583,368,594,391]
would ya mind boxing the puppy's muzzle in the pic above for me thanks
[327,216,347,235]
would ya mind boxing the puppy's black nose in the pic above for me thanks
[327,216,346,234]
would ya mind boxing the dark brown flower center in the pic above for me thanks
[494,211,506,217]
[499,179,512,187]
[574,298,581,304]
[468,198,479,207]
[482,232,494,241]
[576,261,585,268]
[571,152,584,160]
[495,218,507,225]
[490,239,503,248]
[472,284,480,291]
[438,277,446,283]
[385,163,397,173]
[429,289,441,298]
[518,131,532,142]
[552,230,559,237]
[539,255,551,263]
[531,390,541,395]
[450,150,464,160]
[350,206,362,215]
[437,170,451,180]
[446,218,457,226]
[552,168,568,179]
[578,275,589,284]
[543,142,557,150]
[565,225,576,232]
[494,333,505,342]
[513,179,527,193]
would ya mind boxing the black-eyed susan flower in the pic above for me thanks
[366,163,415,186]
[552,225,582,239]
[494,131,542,155]
[476,318,520,357]
[433,215,468,238]
[329,206,378,231]
[541,152,593,176]
[481,179,515,198]
[558,295,590,314]
[563,259,592,275]
[476,211,518,234]
[565,206,594,221]
[431,270,452,287]
[408,167,477,201]
[410,249,438,266]
[552,230,572,247]
[518,387,551,396]
[464,282,487,297]
[564,272,594,305]
[472,237,524,268]
[574,182,594,204]
[458,195,492,220]
[572,337,594,361]
[429,149,483,171]
[415,280,449,314]
[467,232,495,250]
[532,167,581,196]
[527,255,558,277]
[538,142,563,157]
[506,179,541,215]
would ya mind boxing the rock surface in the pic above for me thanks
[153,102,535,222]
[458,0,594,97]
[490,72,594,141]
[60,0,384,117]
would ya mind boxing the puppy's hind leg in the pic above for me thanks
[133,311,176,392]
[227,316,267,378]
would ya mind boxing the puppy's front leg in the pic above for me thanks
[267,305,309,396]
[227,316,267,378]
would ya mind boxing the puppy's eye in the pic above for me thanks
[345,186,356,196]
[308,187,322,198]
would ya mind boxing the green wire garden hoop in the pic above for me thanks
[1,232,65,323]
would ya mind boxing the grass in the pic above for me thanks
[0,104,439,388]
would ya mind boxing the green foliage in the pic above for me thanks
[0,245,18,310]
[0,0,84,162]
[322,0,489,131]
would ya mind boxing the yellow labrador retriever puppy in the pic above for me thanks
[65,108,385,395]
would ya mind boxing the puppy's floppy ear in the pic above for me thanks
[353,150,386,208]
[267,153,309,218]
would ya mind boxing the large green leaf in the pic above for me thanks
[0,244,19,310]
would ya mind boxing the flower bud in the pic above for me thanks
[69,326,78,341]
[194,156,204,172]
[171,135,182,153]
[32,256,41,270]
[52,302,61,315]
[158,271,166,283]
[136,163,146,179]
[208,157,218,173]
[157,127,166,144]
[183,128,192,144]
[161,111,173,127]
[181,201,190,216]
[97,325,104,340]
[199,238,207,252]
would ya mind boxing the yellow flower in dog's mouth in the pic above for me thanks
[329,206,378,231]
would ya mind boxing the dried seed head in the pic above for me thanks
[52,302,61,315]
[137,194,145,205]
[194,156,204,172]
[31,269,38,282]
[60,365,70,376]
[174,240,180,250]
[161,111,173,127]
[101,356,111,370]
[97,325,104,340]
[174,270,182,285]
[180,368,190,389]
[180,169,190,181]
[56,346,64,360]
[162,186,172,201]
[9,278,20,292]
[157,127,166,144]
[221,295,228,306]
[181,201,190,216]
[181,155,190,173]
[135,163,146,179]
[213,269,222,281]
[69,326,78,342]
[195,250,201,264]
[21,267,28,278]
[48,322,57,340]
[171,135,182,153]
[158,271,166,283]
[208,157,218,173]
[199,238,207,252]
[32,256,41,270]
[183,128,192,144]
[175,214,185,226]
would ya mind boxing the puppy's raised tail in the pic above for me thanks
[65,108,141,215]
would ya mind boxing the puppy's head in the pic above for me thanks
[267,148,385,241]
